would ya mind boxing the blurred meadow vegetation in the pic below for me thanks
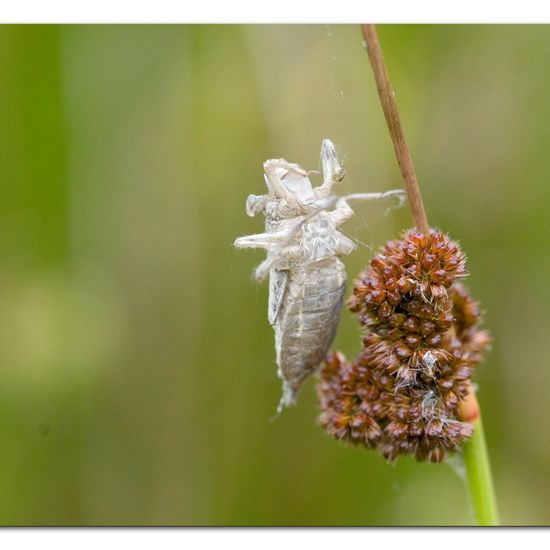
[0,24,549,525]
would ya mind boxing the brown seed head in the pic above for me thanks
[318,229,489,462]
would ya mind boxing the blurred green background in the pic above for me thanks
[0,24,548,526]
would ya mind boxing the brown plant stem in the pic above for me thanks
[361,24,429,234]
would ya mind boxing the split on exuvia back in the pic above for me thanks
[234,139,406,413]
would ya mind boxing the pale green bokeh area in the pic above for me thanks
[0,24,549,525]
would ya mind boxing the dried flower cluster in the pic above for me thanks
[318,230,490,462]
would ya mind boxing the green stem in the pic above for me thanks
[462,414,499,526]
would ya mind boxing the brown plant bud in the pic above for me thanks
[318,229,489,462]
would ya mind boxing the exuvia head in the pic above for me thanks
[263,159,315,205]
